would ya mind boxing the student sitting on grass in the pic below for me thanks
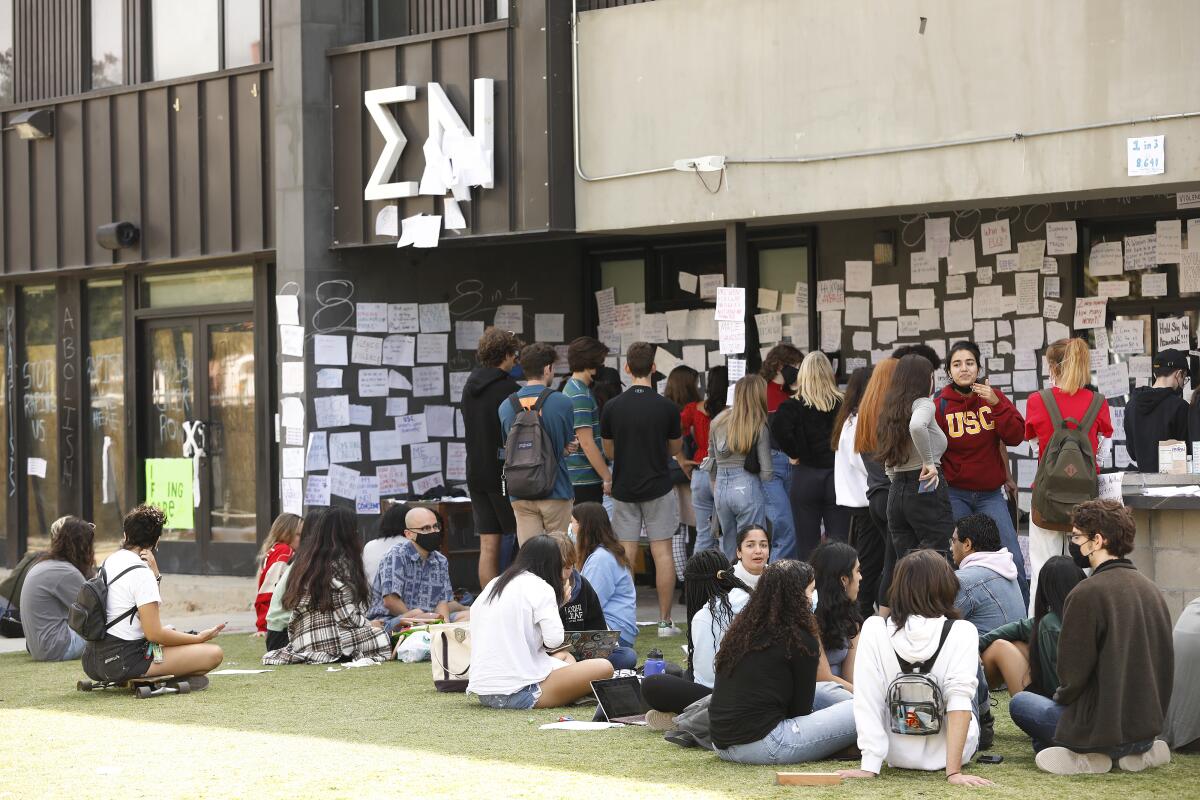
[839,550,992,787]
[361,502,411,586]
[708,560,858,765]
[979,556,1084,698]
[548,531,636,671]
[366,507,468,631]
[263,560,294,652]
[253,513,301,638]
[1012,500,1174,775]
[810,541,862,682]
[572,503,638,660]
[642,549,752,727]
[467,535,614,709]
[20,516,95,662]
[732,524,768,589]
[263,507,390,665]
[1164,596,1200,753]
[950,513,1025,637]
[82,506,225,689]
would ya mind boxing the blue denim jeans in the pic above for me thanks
[64,629,86,661]
[608,646,638,671]
[1008,691,1153,758]
[714,466,767,563]
[765,450,798,561]
[477,682,540,710]
[691,468,717,555]
[716,692,857,764]
[948,485,1029,606]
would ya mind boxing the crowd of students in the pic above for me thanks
[5,326,1197,783]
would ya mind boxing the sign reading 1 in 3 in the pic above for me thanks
[145,457,194,530]
[1127,135,1165,176]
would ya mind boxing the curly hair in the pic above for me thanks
[476,327,523,368]
[47,516,96,579]
[123,505,167,549]
[1071,499,1136,557]
[759,343,804,381]
[810,542,861,652]
[715,560,819,676]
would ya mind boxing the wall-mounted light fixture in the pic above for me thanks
[8,109,55,140]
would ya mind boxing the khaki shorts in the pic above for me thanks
[511,498,574,545]
[611,491,680,542]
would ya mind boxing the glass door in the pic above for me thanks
[140,314,257,574]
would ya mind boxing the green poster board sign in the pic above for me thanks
[145,458,194,530]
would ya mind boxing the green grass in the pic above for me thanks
[1,634,1196,800]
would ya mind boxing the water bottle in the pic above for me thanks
[643,648,665,677]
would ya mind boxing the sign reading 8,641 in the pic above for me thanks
[1127,135,1165,176]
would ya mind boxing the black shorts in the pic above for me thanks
[82,635,152,684]
[573,483,604,505]
[470,489,517,535]
[265,629,289,651]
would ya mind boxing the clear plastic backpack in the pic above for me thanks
[887,620,954,736]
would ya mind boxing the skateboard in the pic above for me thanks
[76,674,192,699]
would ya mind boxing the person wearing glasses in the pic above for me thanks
[367,507,469,631]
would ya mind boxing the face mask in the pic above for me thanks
[1068,539,1092,570]
[509,363,525,380]
[566,523,576,543]
[415,532,442,553]
[780,365,799,389]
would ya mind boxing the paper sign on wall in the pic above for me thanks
[146,458,194,530]
[981,220,1011,256]
[1045,221,1077,255]
[1127,135,1164,176]
[1072,298,1107,329]
[1157,316,1190,350]
[715,287,746,321]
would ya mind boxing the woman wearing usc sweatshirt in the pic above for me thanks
[935,341,1028,603]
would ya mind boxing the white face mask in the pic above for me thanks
[566,522,576,543]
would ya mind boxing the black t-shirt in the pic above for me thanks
[599,385,682,503]
[708,632,820,748]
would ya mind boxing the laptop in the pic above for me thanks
[590,675,649,725]
[549,630,621,661]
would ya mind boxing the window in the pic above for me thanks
[757,246,810,350]
[21,286,57,556]
[86,280,126,558]
[223,1,263,69]
[90,0,125,89]
[599,258,645,305]
[0,1,12,104]
[151,0,219,80]
[140,266,253,308]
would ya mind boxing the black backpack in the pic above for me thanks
[502,389,560,500]
[68,562,149,642]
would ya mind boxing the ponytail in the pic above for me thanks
[1046,337,1090,395]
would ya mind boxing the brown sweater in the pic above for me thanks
[1053,559,1174,751]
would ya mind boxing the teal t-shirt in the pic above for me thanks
[564,377,603,487]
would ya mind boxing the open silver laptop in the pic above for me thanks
[591,675,649,725]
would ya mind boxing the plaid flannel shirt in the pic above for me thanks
[263,575,390,665]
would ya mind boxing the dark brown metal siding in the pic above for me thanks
[14,0,83,104]
[0,66,274,275]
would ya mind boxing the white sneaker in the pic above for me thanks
[1035,747,1113,775]
[645,710,677,731]
[657,621,682,637]
[1118,740,1171,772]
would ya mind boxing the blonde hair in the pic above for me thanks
[258,512,302,563]
[712,375,768,455]
[796,351,843,412]
[1045,338,1090,395]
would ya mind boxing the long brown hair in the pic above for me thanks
[572,502,631,571]
[664,366,701,410]
[875,354,935,467]
[831,365,873,451]
[282,507,371,613]
[887,550,960,632]
[47,516,96,579]
[715,560,819,676]
[854,358,896,455]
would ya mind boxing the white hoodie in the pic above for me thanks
[853,614,980,774]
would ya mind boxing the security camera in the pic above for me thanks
[96,222,140,250]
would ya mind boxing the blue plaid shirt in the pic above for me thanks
[367,539,453,619]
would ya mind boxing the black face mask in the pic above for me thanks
[780,365,799,390]
[415,532,442,553]
[1068,539,1092,570]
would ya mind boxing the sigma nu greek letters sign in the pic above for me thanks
[363,79,495,201]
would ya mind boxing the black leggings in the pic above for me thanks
[642,674,712,713]
[869,488,896,608]
[849,506,885,619]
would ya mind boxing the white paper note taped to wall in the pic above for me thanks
[314,335,348,365]
[275,295,300,326]
[280,325,305,358]
[1045,221,1077,255]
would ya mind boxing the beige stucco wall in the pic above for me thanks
[574,0,1200,233]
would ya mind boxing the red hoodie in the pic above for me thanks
[934,384,1026,491]
[255,542,294,632]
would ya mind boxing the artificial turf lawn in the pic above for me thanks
[1,632,1196,800]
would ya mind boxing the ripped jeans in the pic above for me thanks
[714,465,767,563]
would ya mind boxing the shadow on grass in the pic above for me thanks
[2,633,1197,799]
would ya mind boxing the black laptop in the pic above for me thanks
[591,675,649,725]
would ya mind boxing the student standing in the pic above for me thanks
[563,336,613,505]
[758,343,804,560]
[875,354,954,563]
[1123,348,1191,473]
[1023,338,1112,608]
[854,358,898,611]
[19,516,94,662]
[833,366,881,619]
[706,375,772,563]
[463,327,523,587]
[1012,500,1174,775]
[772,352,849,559]
[936,341,1027,601]
[498,342,577,544]
[600,342,684,637]
[664,366,702,576]
[683,366,727,555]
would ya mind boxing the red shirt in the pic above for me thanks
[935,384,1026,491]
[680,401,712,462]
[1024,388,1113,471]
[767,381,791,413]
[254,542,294,632]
